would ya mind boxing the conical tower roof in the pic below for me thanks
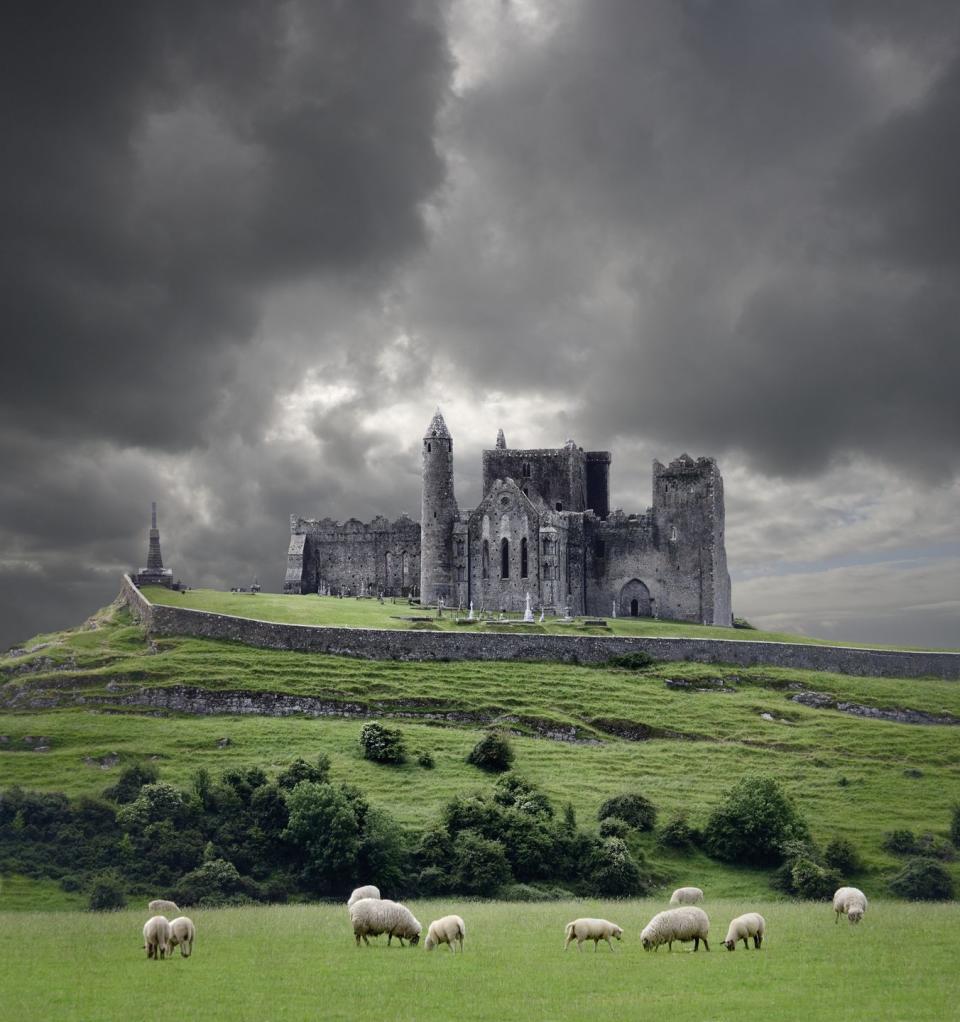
[424,408,451,439]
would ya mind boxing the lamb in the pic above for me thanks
[722,912,765,950]
[143,915,172,960]
[168,916,196,958]
[425,915,466,952]
[349,898,421,947]
[669,886,704,906]
[563,918,623,952]
[148,899,179,914]
[833,886,868,925]
[641,906,710,952]
[347,885,381,908]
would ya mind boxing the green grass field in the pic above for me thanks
[1,899,957,1021]
[2,601,959,898]
[140,586,956,650]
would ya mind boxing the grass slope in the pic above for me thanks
[2,601,959,900]
[1,899,958,1021]
[141,586,955,650]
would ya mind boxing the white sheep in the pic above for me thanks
[347,884,381,908]
[563,918,623,952]
[169,916,196,958]
[349,898,421,947]
[669,886,704,905]
[425,914,466,952]
[833,886,868,925]
[722,912,765,950]
[640,906,710,952]
[148,899,179,914]
[143,915,172,960]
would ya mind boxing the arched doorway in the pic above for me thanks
[619,579,651,618]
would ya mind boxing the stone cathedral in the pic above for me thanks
[284,410,732,625]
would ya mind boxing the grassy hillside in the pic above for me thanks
[141,586,954,650]
[2,599,958,904]
[2,899,958,1021]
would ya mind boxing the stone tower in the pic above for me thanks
[133,501,174,588]
[419,409,458,606]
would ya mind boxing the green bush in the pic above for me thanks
[452,831,511,895]
[786,857,842,900]
[596,792,656,832]
[417,751,435,769]
[498,882,572,901]
[59,873,83,892]
[359,722,407,765]
[888,857,955,901]
[950,804,960,848]
[102,761,160,803]
[599,816,632,839]
[657,814,698,851]
[589,837,652,896]
[492,775,553,817]
[467,732,515,773]
[733,617,756,629]
[277,755,331,789]
[172,858,245,906]
[87,871,126,911]
[882,829,918,856]
[704,776,809,866]
[823,836,863,875]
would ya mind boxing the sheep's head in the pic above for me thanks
[424,933,436,951]
[641,936,654,951]
[612,926,623,941]
[722,939,736,951]
[848,908,863,924]
[409,932,421,946]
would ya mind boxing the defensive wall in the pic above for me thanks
[120,576,960,680]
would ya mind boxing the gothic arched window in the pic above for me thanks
[520,537,528,578]
[500,538,510,579]
[482,540,489,579]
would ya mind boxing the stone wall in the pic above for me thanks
[120,576,960,680]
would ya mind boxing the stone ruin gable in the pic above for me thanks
[649,454,732,626]
[465,477,548,613]
[481,441,604,514]
[282,513,420,596]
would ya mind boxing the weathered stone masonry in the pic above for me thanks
[284,411,733,627]
[120,575,960,680]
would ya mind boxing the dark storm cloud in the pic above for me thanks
[1,0,450,448]
[411,0,960,476]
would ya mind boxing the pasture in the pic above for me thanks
[1,898,957,1021]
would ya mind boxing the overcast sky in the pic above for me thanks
[2,0,958,651]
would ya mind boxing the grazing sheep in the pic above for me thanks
[349,898,421,947]
[669,886,704,906]
[143,916,172,960]
[347,885,381,908]
[641,907,710,952]
[425,915,466,952]
[148,899,179,914]
[169,916,196,958]
[722,912,765,950]
[833,886,868,925]
[563,918,623,952]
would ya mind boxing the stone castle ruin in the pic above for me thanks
[284,410,732,625]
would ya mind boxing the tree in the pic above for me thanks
[467,732,514,773]
[277,755,331,790]
[452,831,511,895]
[888,858,955,901]
[704,776,809,866]
[102,762,160,803]
[282,782,359,892]
[359,723,407,765]
[88,871,126,911]
[597,793,656,832]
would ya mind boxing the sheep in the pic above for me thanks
[641,906,710,952]
[425,915,466,952]
[148,899,179,914]
[349,898,421,947]
[722,912,765,951]
[347,885,381,908]
[833,886,868,925]
[669,886,704,906]
[143,915,172,960]
[169,916,196,958]
[563,918,623,952]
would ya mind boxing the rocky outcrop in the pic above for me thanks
[790,690,959,726]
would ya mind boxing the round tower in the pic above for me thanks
[420,409,458,607]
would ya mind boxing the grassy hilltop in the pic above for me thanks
[2,596,959,911]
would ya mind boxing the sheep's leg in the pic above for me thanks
[835,910,840,924]
[702,937,710,951]
[605,937,614,952]
[594,938,599,952]
[693,937,699,952]
[754,934,762,949]
[447,941,455,954]
[742,937,749,950]
[577,938,584,952]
